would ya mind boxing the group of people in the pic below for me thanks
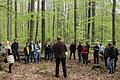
[24,41,41,64]
[69,41,119,74]
[69,41,90,64]
[0,37,119,79]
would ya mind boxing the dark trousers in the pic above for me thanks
[9,63,13,73]
[94,54,99,64]
[51,52,55,61]
[104,56,108,67]
[30,51,34,62]
[69,51,76,60]
[82,54,88,64]
[114,58,118,70]
[45,52,50,60]
[56,58,67,78]
[13,51,21,62]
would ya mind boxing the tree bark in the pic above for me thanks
[27,2,30,42]
[112,0,116,45]
[52,1,55,42]
[35,0,40,42]
[41,0,45,53]
[67,3,69,40]
[15,0,18,39]
[29,0,34,42]
[91,1,95,44]
[74,0,77,44]
[7,0,12,41]
[88,1,91,40]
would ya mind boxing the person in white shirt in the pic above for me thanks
[99,44,105,58]
[7,49,15,73]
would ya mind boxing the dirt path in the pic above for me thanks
[0,56,120,80]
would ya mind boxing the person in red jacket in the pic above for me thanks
[82,45,88,64]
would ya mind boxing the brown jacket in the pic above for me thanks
[53,41,67,59]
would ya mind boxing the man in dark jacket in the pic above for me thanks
[107,42,119,74]
[93,44,99,64]
[104,45,110,68]
[69,41,76,60]
[45,41,51,60]
[11,39,20,62]
[53,36,67,78]
[77,42,83,63]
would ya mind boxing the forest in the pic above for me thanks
[0,0,120,45]
[0,0,120,80]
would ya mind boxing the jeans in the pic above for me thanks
[25,54,29,64]
[50,52,55,61]
[45,51,50,60]
[56,58,67,78]
[108,59,115,74]
[78,52,82,63]
[34,52,40,63]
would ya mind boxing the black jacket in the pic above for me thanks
[93,45,99,55]
[77,44,83,53]
[11,42,19,52]
[70,43,76,52]
[108,47,119,59]
[53,41,67,59]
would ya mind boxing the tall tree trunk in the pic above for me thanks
[10,0,12,40]
[15,0,18,39]
[63,1,68,43]
[112,0,116,45]
[41,0,45,53]
[87,1,91,40]
[27,2,30,42]
[91,1,95,44]
[101,0,104,43]
[74,0,77,44]
[35,0,40,42]
[7,0,12,41]
[29,0,34,42]
[56,2,60,36]
[52,1,55,42]
[85,1,88,39]
[67,3,69,41]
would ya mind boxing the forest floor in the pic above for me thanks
[0,55,120,80]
